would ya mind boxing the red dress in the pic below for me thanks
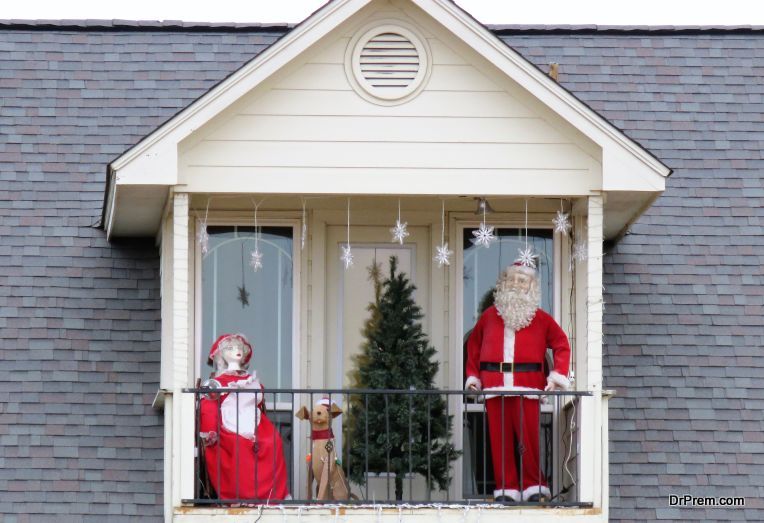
[199,372,289,501]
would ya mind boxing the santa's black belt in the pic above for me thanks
[480,362,541,373]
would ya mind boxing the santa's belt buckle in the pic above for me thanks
[499,362,514,373]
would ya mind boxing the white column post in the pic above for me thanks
[170,192,195,510]
[578,194,604,507]
[586,194,603,390]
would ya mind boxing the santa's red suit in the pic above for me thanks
[466,305,570,501]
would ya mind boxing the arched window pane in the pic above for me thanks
[200,225,293,390]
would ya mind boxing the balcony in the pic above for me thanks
[180,387,596,517]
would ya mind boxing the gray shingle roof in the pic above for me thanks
[1,21,763,522]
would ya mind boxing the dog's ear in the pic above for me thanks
[295,406,310,420]
[330,403,343,418]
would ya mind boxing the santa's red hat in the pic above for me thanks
[511,259,538,277]
[207,333,253,366]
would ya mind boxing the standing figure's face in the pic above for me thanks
[507,271,532,294]
[222,341,245,365]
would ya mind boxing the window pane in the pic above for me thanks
[200,226,293,389]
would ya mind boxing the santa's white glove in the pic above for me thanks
[544,380,559,392]
[465,376,482,392]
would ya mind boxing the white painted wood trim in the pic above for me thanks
[601,393,612,519]
[173,193,191,388]
[586,196,603,390]
[172,506,604,522]
[577,394,595,505]
[171,192,195,504]
[164,395,173,523]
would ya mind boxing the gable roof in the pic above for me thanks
[101,0,671,239]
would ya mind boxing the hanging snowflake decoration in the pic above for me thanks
[301,220,307,251]
[197,222,210,255]
[471,222,497,248]
[572,241,587,263]
[340,244,354,269]
[552,210,572,235]
[516,245,537,268]
[433,243,453,267]
[390,220,409,245]
[249,248,263,272]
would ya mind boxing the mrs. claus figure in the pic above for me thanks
[465,260,571,503]
[199,333,290,501]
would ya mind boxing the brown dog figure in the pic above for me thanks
[295,397,351,500]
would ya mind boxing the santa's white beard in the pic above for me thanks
[494,287,539,331]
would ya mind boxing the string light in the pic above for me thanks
[197,198,211,255]
[434,199,453,267]
[250,199,264,272]
[341,198,354,269]
[390,198,409,244]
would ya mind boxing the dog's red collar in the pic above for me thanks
[311,428,334,440]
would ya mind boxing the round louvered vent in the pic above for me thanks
[347,23,430,104]
[359,32,420,89]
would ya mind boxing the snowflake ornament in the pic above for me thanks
[390,220,410,245]
[434,243,453,267]
[197,223,210,255]
[516,245,537,268]
[249,248,263,272]
[340,244,354,269]
[471,222,497,248]
[572,241,587,263]
[552,210,572,235]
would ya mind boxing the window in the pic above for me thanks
[199,225,296,489]
[200,225,294,386]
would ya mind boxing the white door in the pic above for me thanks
[324,225,431,389]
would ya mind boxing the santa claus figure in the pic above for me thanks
[199,333,290,502]
[465,260,570,503]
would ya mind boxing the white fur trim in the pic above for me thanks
[482,386,542,400]
[522,484,551,500]
[465,375,482,391]
[493,489,521,502]
[547,371,570,390]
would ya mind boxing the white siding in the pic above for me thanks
[178,1,601,196]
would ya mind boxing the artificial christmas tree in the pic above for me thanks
[346,256,458,500]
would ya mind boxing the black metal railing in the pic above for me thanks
[182,387,592,508]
